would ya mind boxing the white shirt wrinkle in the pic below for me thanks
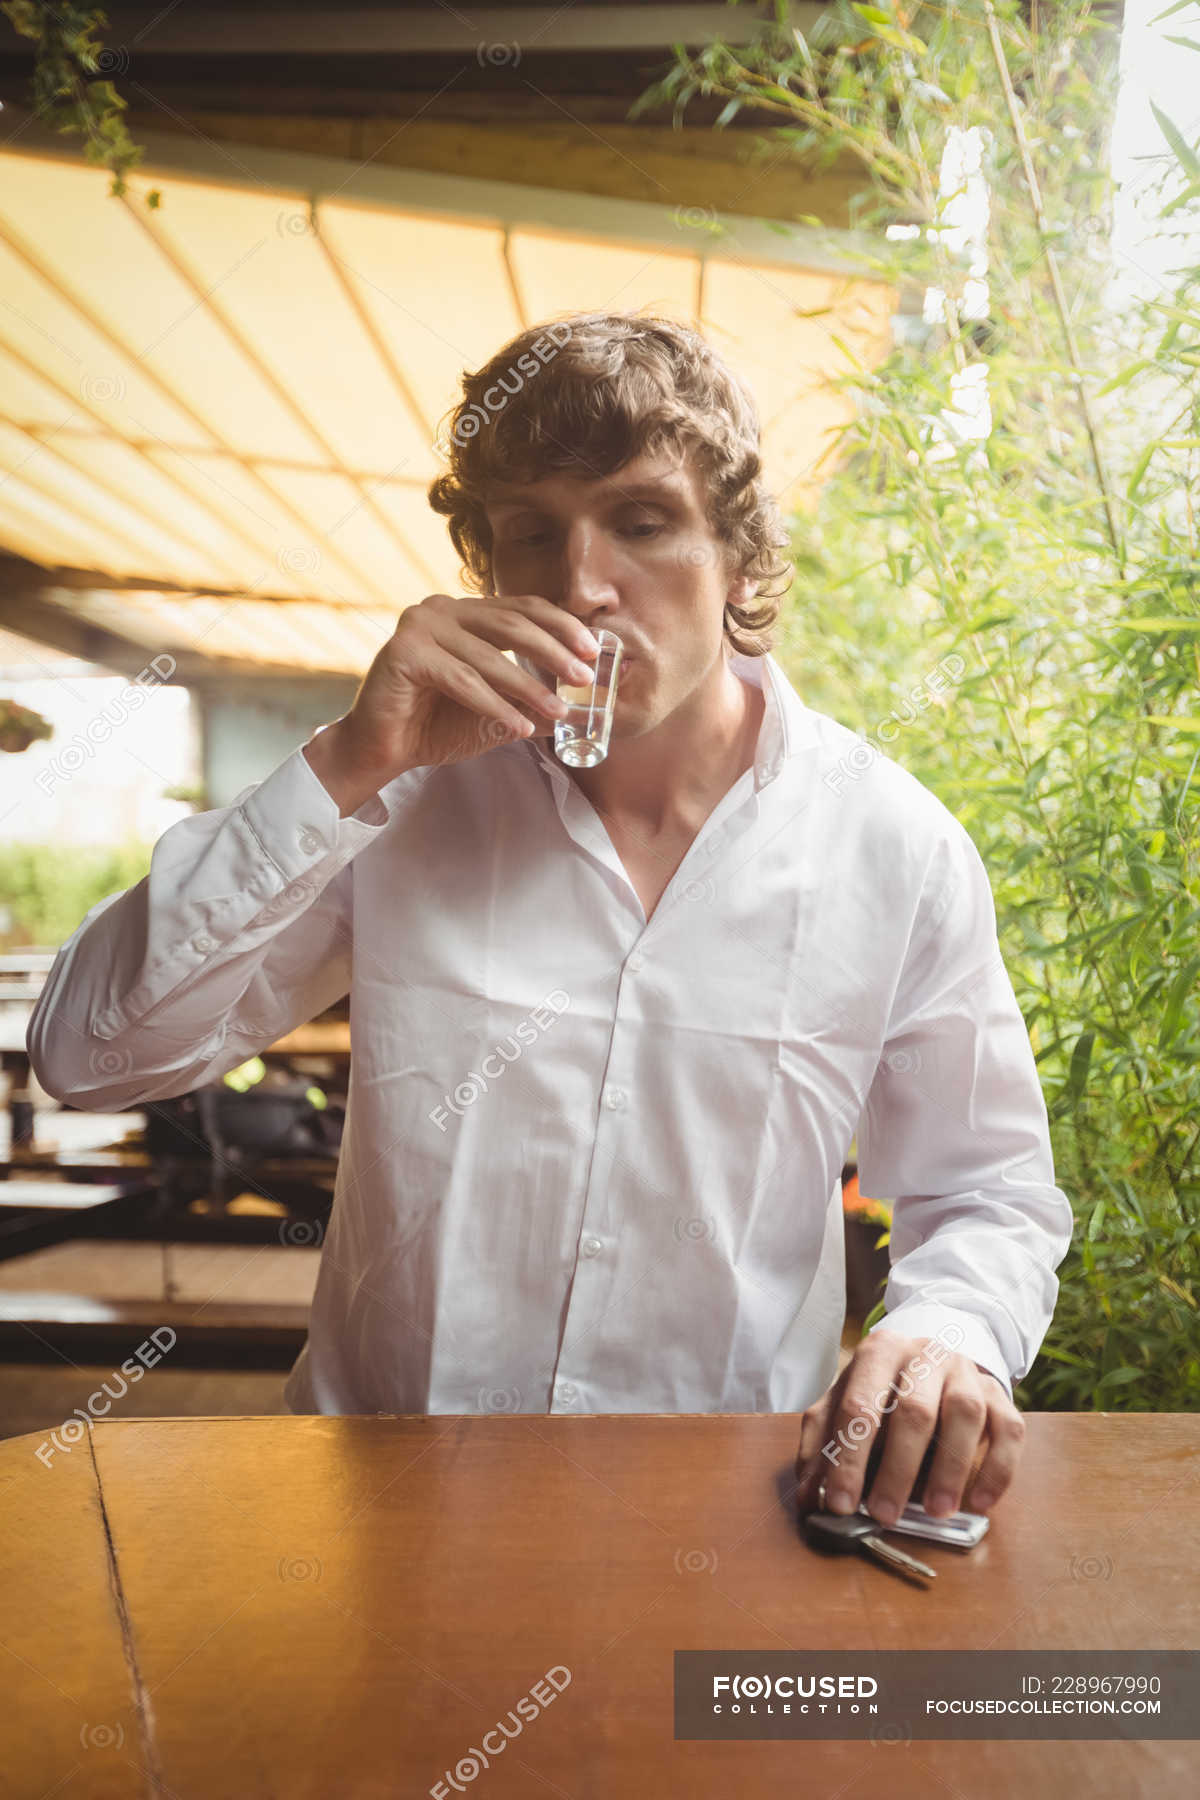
[26,651,1073,1415]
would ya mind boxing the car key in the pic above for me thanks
[816,1476,989,1550]
[804,1510,937,1581]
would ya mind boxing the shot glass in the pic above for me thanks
[554,629,624,767]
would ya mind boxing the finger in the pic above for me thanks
[794,1401,835,1516]
[466,601,602,674]
[793,1355,857,1496]
[813,1342,913,1518]
[964,1406,1026,1514]
[422,647,546,741]
[441,623,573,722]
[909,1373,990,1519]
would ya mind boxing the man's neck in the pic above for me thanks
[567,653,766,838]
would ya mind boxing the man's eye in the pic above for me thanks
[512,521,662,545]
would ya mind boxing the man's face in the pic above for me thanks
[482,449,753,740]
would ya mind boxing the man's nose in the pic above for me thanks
[557,526,619,625]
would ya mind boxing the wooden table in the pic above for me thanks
[2,1414,1196,1798]
[263,1021,351,1056]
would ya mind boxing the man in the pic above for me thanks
[27,309,1073,1533]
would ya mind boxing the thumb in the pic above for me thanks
[794,1402,834,1513]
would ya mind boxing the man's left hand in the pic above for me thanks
[793,1330,1024,1525]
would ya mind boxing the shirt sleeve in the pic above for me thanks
[26,743,397,1111]
[856,818,1075,1398]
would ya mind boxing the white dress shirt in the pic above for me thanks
[27,651,1073,1416]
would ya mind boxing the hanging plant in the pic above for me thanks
[0,698,53,753]
[1,1,161,204]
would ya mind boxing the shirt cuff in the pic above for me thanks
[237,745,392,885]
[866,1304,1014,1401]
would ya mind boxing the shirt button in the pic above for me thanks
[581,1236,602,1258]
[191,932,216,954]
[558,1382,577,1405]
[603,1087,626,1111]
[297,827,324,855]
[627,953,644,974]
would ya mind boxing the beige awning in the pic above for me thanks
[0,111,897,674]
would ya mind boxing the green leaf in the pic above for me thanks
[1067,1029,1096,1102]
[1151,0,1200,24]
[1157,953,1200,1049]
[861,1297,888,1335]
[1125,844,1153,897]
[1087,1199,1107,1242]
[1146,715,1200,732]
[1127,443,1155,499]
[849,2,923,50]
[1117,617,1200,633]
[1097,359,1152,394]
[1151,102,1200,180]
[1093,1366,1144,1390]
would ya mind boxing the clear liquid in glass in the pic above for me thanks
[554,631,623,767]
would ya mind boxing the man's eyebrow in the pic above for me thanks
[485,479,689,514]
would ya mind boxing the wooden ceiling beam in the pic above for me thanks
[122,110,867,229]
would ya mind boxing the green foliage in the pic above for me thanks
[0,840,152,949]
[1,1,161,204]
[637,0,1200,1409]
[0,698,53,751]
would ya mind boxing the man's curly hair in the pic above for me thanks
[427,309,793,657]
